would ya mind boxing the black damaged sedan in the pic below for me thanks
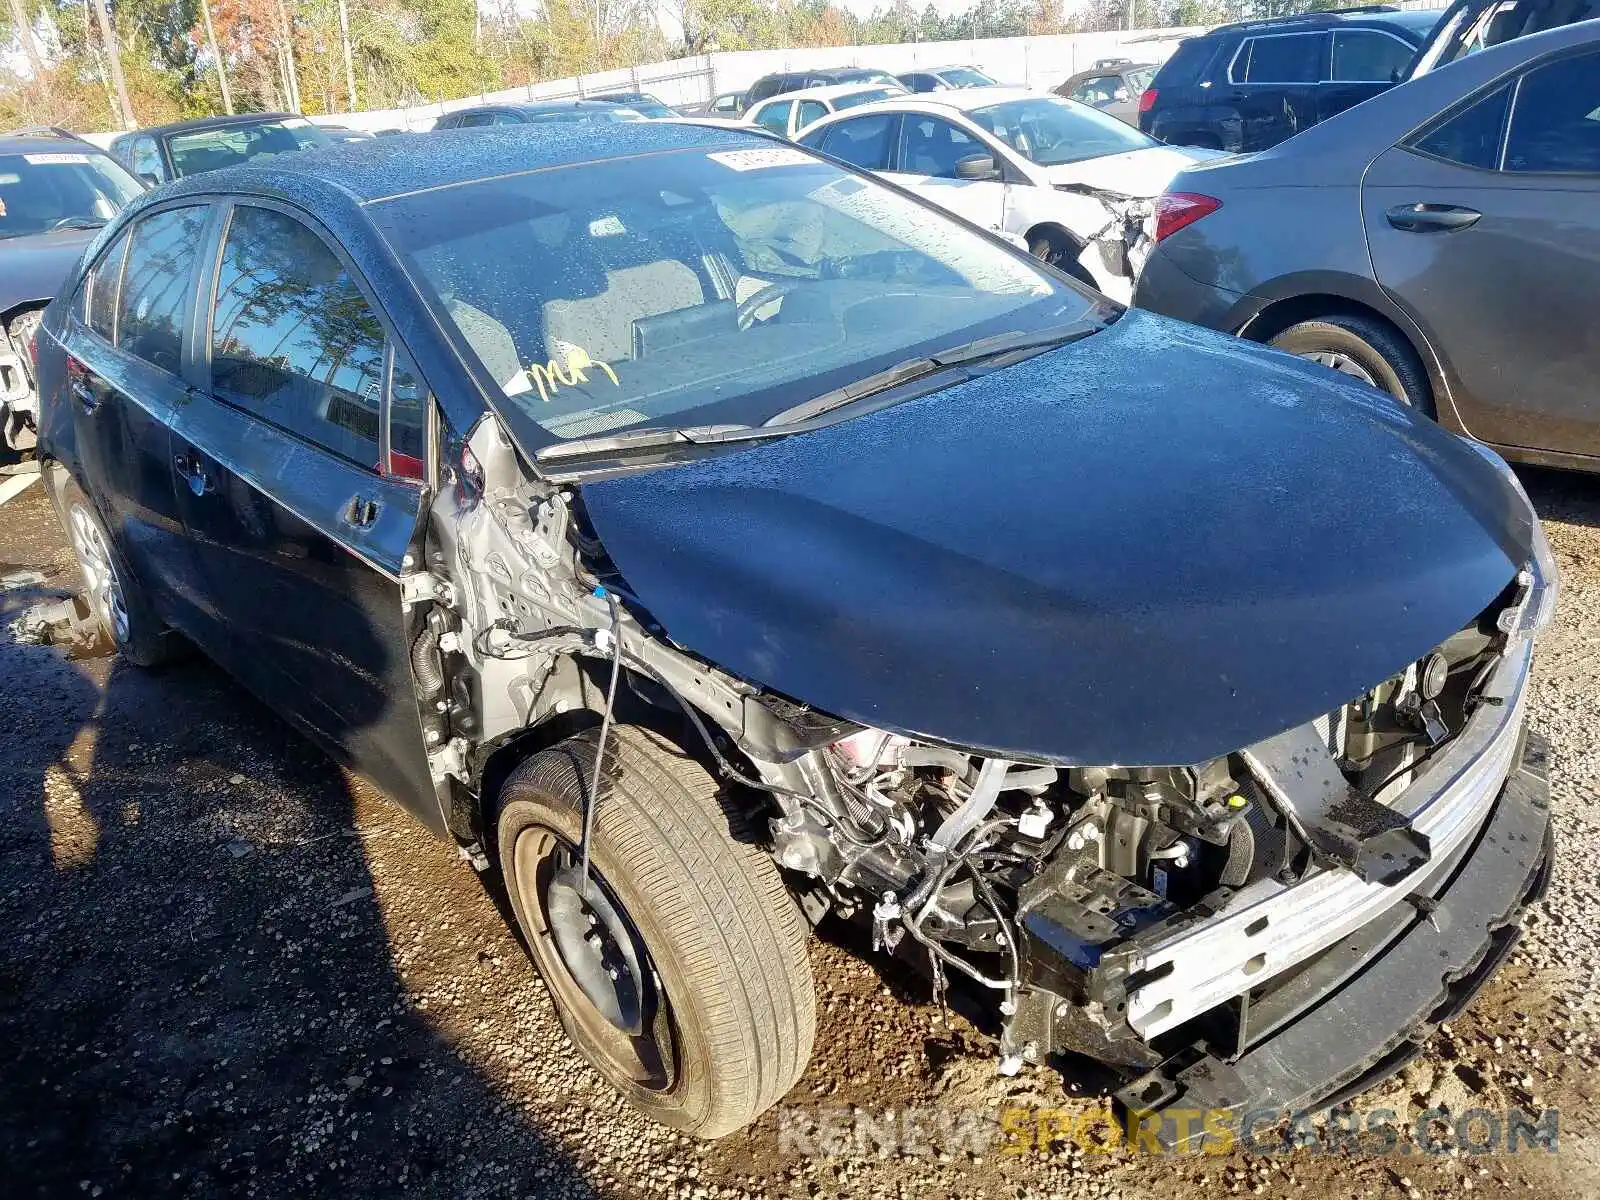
[34,122,1556,1140]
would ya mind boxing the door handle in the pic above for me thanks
[341,494,380,529]
[173,451,213,496]
[1385,203,1482,234]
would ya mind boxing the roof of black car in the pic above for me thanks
[1206,5,1429,35]
[149,119,770,207]
[126,112,302,140]
[0,128,108,156]
[458,99,632,113]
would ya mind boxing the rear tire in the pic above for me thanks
[57,477,177,666]
[1268,314,1434,415]
[495,725,815,1137]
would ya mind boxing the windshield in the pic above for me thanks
[0,151,142,240]
[166,118,333,177]
[373,143,1100,450]
[835,87,902,111]
[942,67,996,87]
[969,95,1157,165]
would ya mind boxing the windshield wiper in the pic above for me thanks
[534,422,785,464]
[763,319,1101,427]
[48,217,107,232]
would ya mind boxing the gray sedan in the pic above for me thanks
[1135,19,1600,472]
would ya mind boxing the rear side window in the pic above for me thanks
[84,231,130,342]
[798,99,827,128]
[1154,37,1220,87]
[1411,81,1512,169]
[1331,30,1417,82]
[812,114,898,169]
[209,205,386,470]
[1504,50,1600,173]
[1233,33,1325,84]
[117,205,208,376]
[754,100,793,135]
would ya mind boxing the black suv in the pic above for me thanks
[1140,6,1442,152]
[744,66,900,106]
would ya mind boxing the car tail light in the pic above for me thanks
[1138,88,1158,114]
[1154,192,1221,243]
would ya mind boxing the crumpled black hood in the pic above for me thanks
[581,310,1533,765]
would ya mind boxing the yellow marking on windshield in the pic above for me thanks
[524,345,621,403]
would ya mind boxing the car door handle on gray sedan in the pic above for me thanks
[1385,203,1483,234]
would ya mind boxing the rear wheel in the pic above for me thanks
[495,725,815,1137]
[58,477,175,666]
[1268,314,1434,415]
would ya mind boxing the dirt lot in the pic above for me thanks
[3,462,1599,1199]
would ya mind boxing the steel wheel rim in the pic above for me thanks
[514,825,677,1092]
[68,504,128,644]
[1299,349,1383,392]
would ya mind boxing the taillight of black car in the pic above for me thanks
[1154,191,1221,243]
[1139,88,1158,114]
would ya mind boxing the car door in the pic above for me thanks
[1320,28,1416,124]
[1228,32,1328,149]
[57,204,216,631]
[886,113,1008,232]
[1362,47,1600,456]
[168,198,442,830]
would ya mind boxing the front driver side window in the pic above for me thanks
[900,116,987,179]
[210,205,387,470]
[130,136,164,184]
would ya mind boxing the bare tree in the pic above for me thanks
[199,0,234,114]
[6,0,47,82]
[89,0,136,129]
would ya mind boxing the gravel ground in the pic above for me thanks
[2,465,1598,1199]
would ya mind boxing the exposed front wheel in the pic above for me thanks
[1268,314,1434,415]
[495,725,815,1137]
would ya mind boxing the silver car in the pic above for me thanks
[1136,18,1600,471]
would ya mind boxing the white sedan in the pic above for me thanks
[798,87,1224,302]
[743,83,908,141]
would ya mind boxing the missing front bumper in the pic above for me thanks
[1111,729,1552,1147]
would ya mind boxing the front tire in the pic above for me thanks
[58,477,176,666]
[496,725,815,1137]
[1268,314,1434,415]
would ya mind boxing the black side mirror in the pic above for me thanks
[954,153,1000,181]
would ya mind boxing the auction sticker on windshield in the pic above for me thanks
[23,154,96,165]
[708,147,813,171]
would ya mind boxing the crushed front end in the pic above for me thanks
[757,521,1556,1132]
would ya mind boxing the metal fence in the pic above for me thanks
[328,27,1207,133]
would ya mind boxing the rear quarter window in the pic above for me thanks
[1152,38,1222,88]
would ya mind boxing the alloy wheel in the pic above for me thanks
[1298,349,1385,393]
[68,503,128,645]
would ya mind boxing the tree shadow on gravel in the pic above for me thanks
[0,621,589,1197]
